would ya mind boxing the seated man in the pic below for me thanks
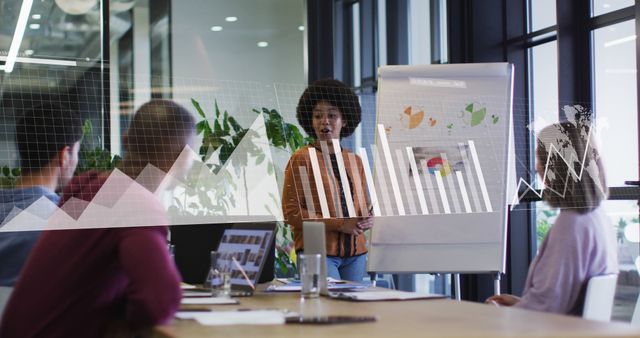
[0,100,195,338]
[0,103,82,315]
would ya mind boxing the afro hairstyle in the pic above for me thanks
[296,78,362,139]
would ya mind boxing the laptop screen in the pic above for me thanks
[215,229,274,287]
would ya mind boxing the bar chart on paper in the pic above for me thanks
[370,63,514,274]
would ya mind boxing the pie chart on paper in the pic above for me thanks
[402,106,425,130]
[426,157,452,176]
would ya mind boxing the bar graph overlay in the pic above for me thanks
[293,123,497,219]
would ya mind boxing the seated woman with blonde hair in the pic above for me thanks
[486,113,618,315]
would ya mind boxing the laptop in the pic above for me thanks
[214,227,275,297]
[170,222,276,285]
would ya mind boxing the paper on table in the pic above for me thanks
[276,277,345,284]
[180,282,197,289]
[267,282,369,292]
[331,290,445,301]
[183,290,213,297]
[181,297,239,305]
[177,310,285,326]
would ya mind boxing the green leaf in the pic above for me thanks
[2,166,9,177]
[213,120,223,134]
[196,120,208,135]
[82,120,93,137]
[191,98,207,118]
[465,103,474,113]
[220,143,235,164]
[256,153,266,165]
[215,100,221,118]
[222,111,230,133]
[11,168,21,177]
[228,116,243,133]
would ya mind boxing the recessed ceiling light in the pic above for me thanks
[24,49,34,56]
[298,25,305,31]
[32,14,41,20]
[225,16,237,22]
[211,26,223,32]
[29,23,40,29]
[257,41,268,48]
[603,3,611,8]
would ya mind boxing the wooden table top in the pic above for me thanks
[154,288,640,338]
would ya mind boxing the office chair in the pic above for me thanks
[582,274,618,322]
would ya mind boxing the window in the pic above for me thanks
[593,20,638,187]
[593,17,639,321]
[593,0,635,16]
[530,0,556,32]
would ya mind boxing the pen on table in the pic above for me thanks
[231,256,255,290]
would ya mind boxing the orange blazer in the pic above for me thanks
[282,144,370,257]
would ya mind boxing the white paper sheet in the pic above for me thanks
[331,290,445,301]
[182,291,213,297]
[180,297,238,305]
[176,310,285,326]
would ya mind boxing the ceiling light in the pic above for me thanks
[0,55,77,67]
[32,14,41,19]
[5,0,34,73]
[211,26,223,32]
[29,23,40,29]
[225,16,237,22]
[603,3,611,8]
[24,49,34,56]
[54,0,97,15]
[298,25,305,31]
[257,41,268,48]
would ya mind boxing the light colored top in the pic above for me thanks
[516,207,618,314]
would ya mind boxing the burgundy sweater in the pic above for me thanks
[0,171,181,338]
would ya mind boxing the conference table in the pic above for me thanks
[154,286,640,338]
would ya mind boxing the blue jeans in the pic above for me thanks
[326,254,367,282]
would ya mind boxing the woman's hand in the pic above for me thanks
[339,217,373,236]
[485,294,521,307]
[357,217,374,230]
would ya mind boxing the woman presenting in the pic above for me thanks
[282,78,373,282]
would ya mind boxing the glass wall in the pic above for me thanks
[0,0,105,170]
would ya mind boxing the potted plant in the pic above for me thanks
[190,98,311,277]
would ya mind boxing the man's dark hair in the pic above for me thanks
[296,78,362,139]
[16,103,83,174]
[123,99,195,163]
